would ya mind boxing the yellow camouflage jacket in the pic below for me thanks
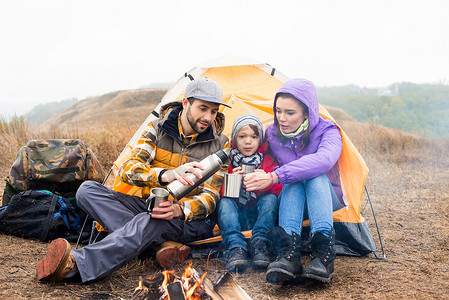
[118,102,229,221]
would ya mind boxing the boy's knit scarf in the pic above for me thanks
[230,148,263,206]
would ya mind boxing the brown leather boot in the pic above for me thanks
[36,238,77,281]
[155,241,190,269]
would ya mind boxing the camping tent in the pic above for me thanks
[111,56,377,257]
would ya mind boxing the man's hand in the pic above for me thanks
[161,162,205,185]
[151,201,185,220]
[244,169,271,191]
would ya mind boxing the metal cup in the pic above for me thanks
[222,173,242,198]
[241,163,255,174]
[146,188,169,214]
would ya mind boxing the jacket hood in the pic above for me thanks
[274,78,319,132]
[159,101,226,138]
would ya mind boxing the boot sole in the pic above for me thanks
[156,245,191,269]
[36,238,70,281]
[253,260,270,269]
[266,267,297,284]
[226,259,250,269]
[302,272,334,283]
[178,245,190,262]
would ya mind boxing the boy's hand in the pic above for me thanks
[232,167,244,175]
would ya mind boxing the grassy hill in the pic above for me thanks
[23,82,448,139]
[317,82,449,138]
[38,88,167,132]
[23,97,78,125]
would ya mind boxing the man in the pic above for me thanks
[36,77,230,283]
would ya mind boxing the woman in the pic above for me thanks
[244,78,342,284]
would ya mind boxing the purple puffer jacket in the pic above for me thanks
[266,78,343,185]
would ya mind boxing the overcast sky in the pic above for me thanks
[1,0,448,117]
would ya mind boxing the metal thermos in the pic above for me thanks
[167,149,230,200]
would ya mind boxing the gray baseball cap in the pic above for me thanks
[184,77,231,108]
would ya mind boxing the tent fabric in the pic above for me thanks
[111,56,377,257]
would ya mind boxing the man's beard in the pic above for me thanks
[186,107,211,134]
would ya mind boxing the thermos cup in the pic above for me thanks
[146,187,169,214]
[222,173,243,198]
[241,163,255,174]
[167,149,230,200]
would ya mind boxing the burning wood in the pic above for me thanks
[132,262,210,300]
[203,273,252,300]
[131,262,252,300]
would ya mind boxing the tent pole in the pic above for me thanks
[75,167,113,249]
[365,185,386,259]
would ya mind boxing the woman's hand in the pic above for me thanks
[243,169,271,191]
[151,201,184,220]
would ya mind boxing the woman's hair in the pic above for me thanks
[275,92,311,150]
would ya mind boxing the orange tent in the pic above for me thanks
[111,56,376,256]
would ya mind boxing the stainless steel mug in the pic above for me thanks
[241,163,255,174]
[146,188,169,214]
[222,173,242,198]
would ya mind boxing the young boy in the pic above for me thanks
[218,114,282,272]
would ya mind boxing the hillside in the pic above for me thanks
[317,82,449,138]
[1,98,449,299]
[38,88,168,132]
[24,97,78,125]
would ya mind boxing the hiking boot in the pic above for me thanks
[36,238,77,281]
[224,247,250,272]
[302,230,336,283]
[155,241,190,269]
[250,239,271,269]
[266,226,302,284]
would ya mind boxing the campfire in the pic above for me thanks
[132,262,252,300]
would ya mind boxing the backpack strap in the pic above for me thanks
[40,193,59,242]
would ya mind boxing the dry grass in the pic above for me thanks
[1,110,449,299]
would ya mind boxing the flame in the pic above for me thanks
[133,262,208,300]
[133,278,143,293]
[185,272,207,300]
[162,270,175,297]
[181,261,194,288]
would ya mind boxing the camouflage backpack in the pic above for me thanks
[3,139,104,205]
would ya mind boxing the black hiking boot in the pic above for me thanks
[250,239,271,269]
[302,230,336,283]
[266,226,302,284]
[224,247,250,272]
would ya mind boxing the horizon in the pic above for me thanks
[2,78,448,120]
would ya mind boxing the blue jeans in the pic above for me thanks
[279,174,336,238]
[217,193,278,251]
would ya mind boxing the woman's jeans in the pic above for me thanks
[279,173,338,238]
[217,193,278,251]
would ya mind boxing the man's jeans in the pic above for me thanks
[217,193,278,251]
[279,173,339,238]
